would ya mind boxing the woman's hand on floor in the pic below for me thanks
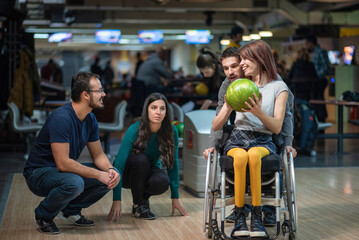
[172,198,189,216]
[107,200,122,223]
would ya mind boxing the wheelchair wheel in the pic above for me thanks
[282,220,296,240]
[203,152,218,238]
[283,152,297,237]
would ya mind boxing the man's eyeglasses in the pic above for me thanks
[88,89,105,94]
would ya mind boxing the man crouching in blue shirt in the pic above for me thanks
[23,72,121,234]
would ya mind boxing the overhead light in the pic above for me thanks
[34,33,49,39]
[242,35,251,41]
[259,31,273,37]
[220,39,230,45]
[249,34,261,40]
[259,23,273,37]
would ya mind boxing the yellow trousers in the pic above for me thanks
[227,147,270,207]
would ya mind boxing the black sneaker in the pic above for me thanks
[226,204,250,223]
[57,212,95,227]
[263,209,276,227]
[231,206,249,238]
[35,215,60,235]
[132,205,156,220]
[225,208,236,223]
[250,206,267,238]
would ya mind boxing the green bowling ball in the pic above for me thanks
[226,78,260,112]
[173,121,184,138]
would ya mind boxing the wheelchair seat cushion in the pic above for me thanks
[220,154,281,174]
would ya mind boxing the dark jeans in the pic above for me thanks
[25,163,110,220]
[123,154,170,205]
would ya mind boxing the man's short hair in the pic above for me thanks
[219,46,240,63]
[230,26,244,37]
[71,72,99,102]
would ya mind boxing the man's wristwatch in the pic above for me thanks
[109,167,120,175]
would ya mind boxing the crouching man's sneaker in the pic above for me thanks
[132,205,156,220]
[57,212,95,227]
[35,214,60,234]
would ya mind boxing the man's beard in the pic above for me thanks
[89,96,104,110]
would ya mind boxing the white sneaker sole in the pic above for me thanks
[232,230,250,237]
[250,231,267,237]
[57,213,95,227]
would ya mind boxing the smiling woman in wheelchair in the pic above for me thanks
[212,40,289,238]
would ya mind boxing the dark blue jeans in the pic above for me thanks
[25,163,110,220]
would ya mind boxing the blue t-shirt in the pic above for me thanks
[23,103,99,178]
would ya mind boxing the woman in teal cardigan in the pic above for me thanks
[107,93,188,222]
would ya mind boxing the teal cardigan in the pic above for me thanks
[113,121,179,201]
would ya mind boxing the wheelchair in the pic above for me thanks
[203,126,297,239]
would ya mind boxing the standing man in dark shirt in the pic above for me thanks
[23,72,120,235]
[135,52,144,77]
[103,60,114,91]
[137,47,172,96]
[41,59,55,81]
[224,26,244,51]
[305,35,330,122]
[91,57,103,77]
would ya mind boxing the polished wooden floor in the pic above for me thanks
[1,167,359,240]
[1,122,359,239]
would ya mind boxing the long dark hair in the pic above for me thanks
[196,47,225,90]
[131,93,175,168]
